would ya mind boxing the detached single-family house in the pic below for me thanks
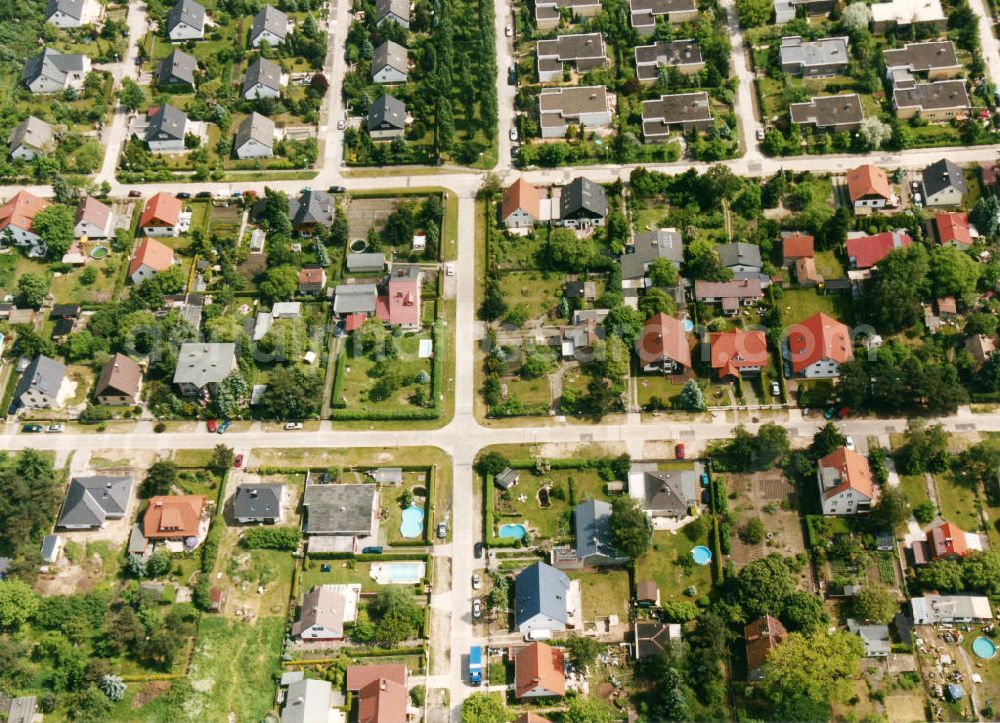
[628,466,698,518]
[966,334,996,371]
[536,0,601,29]
[45,0,88,27]
[288,189,333,233]
[301,484,378,536]
[514,562,573,636]
[514,643,566,699]
[911,595,992,625]
[871,0,946,32]
[139,192,184,238]
[280,678,333,723]
[8,116,54,161]
[167,0,206,42]
[637,312,691,372]
[375,0,409,28]
[250,5,289,47]
[935,212,973,247]
[883,41,962,80]
[333,284,378,317]
[818,447,875,515]
[292,584,360,640]
[921,159,967,207]
[57,476,133,529]
[539,85,612,139]
[781,232,814,265]
[157,48,198,88]
[372,40,408,84]
[14,355,67,409]
[234,484,283,524]
[0,190,50,252]
[789,93,864,132]
[786,312,852,378]
[368,93,406,140]
[376,266,422,328]
[718,242,762,273]
[495,467,520,491]
[846,619,890,657]
[347,664,409,723]
[846,164,894,211]
[561,499,629,567]
[634,40,704,82]
[911,521,979,564]
[621,228,683,285]
[641,91,712,142]
[710,330,768,379]
[845,229,912,268]
[129,237,176,284]
[536,33,606,83]
[634,621,679,659]
[234,112,275,159]
[145,104,188,152]
[242,57,282,100]
[693,279,763,314]
[745,615,788,681]
[629,0,698,35]
[95,353,143,405]
[892,79,970,122]
[173,343,237,396]
[779,35,850,77]
[557,176,607,229]
[501,178,542,229]
[143,495,206,542]
[0,693,37,723]
[298,265,327,294]
[22,48,90,94]
[74,196,113,239]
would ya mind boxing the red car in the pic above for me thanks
[206,419,218,433]
[675,443,686,460]
[233,454,244,468]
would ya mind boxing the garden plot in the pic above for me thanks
[725,470,808,567]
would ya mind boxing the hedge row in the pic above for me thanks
[305,552,431,563]
[330,351,348,410]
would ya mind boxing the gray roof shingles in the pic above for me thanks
[514,561,570,629]
[58,475,133,528]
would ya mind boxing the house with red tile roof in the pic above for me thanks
[845,229,912,269]
[0,190,50,252]
[514,642,566,698]
[74,196,112,239]
[515,714,553,723]
[929,521,970,559]
[501,178,542,229]
[709,330,768,379]
[781,232,815,264]
[637,312,691,372]
[846,164,894,211]
[817,447,875,515]
[298,265,326,295]
[376,266,422,329]
[143,495,206,542]
[745,615,787,681]
[794,256,823,286]
[139,192,183,237]
[786,312,852,378]
[129,237,176,285]
[935,212,973,247]
[346,664,409,723]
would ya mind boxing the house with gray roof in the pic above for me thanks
[234,483,283,523]
[779,36,850,77]
[629,0,698,34]
[372,40,408,84]
[718,242,762,273]
[883,41,961,79]
[536,33,607,83]
[243,57,282,99]
[45,0,87,27]
[892,78,970,122]
[0,693,37,723]
[8,116,54,161]
[368,93,406,139]
[375,0,409,27]
[280,678,333,723]
[628,464,699,518]
[621,228,684,284]
[167,0,206,41]
[302,484,378,536]
[145,103,188,152]
[921,158,967,207]
[41,534,63,563]
[641,91,713,142]
[15,354,67,409]
[346,252,386,273]
[789,93,864,131]
[158,48,198,88]
[333,284,378,315]
[494,467,520,490]
[22,47,90,94]
[172,342,237,396]
[288,189,333,233]
[557,176,608,229]
[846,619,890,657]
[571,499,629,567]
[235,112,275,159]
[58,476,133,529]
[634,40,704,82]
[535,0,602,29]
[514,562,572,635]
[539,85,612,138]
[251,5,289,47]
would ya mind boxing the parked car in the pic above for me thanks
[845,436,856,451]
[196,191,212,198]
[824,407,837,420]
[46,424,64,433]
[22,424,42,433]
[217,420,231,434]
[445,262,455,276]
[207,419,218,433]
[474,542,484,559]
[328,185,346,193]
[505,24,512,36]
[233,453,244,468]
[509,127,518,141]
[230,191,242,199]
[770,381,781,397]
[128,190,142,197]
[362,546,383,554]
[176,192,192,199]
[675,443,685,460]
[472,599,482,618]
[337,119,346,130]
[507,65,517,85]
[284,422,303,430]
[472,574,481,590]
[437,521,447,539]
[756,128,765,141]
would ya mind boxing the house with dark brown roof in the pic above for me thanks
[629,0,698,34]
[745,615,787,680]
[514,642,566,698]
[893,79,970,122]
[641,92,713,142]
[96,353,142,406]
[634,40,704,82]
[789,94,864,131]
[693,279,763,314]
[883,41,961,79]
[539,86,612,138]
[536,33,606,83]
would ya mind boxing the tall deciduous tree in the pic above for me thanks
[852,584,898,624]
[761,630,864,717]
[609,496,653,559]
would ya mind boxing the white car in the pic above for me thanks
[845,436,856,451]
[472,599,482,618]
[46,424,64,433]
[445,262,455,276]
[756,128,765,141]
[284,422,303,430]
[472,574,482,590]
[337,119,346,130]
[509,127,518,141]
[505,24,513,36]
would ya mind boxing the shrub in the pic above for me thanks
[241,526,301,551]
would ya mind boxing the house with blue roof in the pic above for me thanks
[514,562,578,635]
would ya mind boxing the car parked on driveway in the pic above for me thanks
[217,420,231,434]
[675,443,685,460]
[437,521,447,539]
[472,574,481,590]
[46,424,64,433]
[207,419,218,433]
[233,453,244,468]
[472,599,482,618]
[284,422,303,430]
[22,424,42,433]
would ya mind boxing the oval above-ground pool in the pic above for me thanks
[691,545,713,566]
[683,318,694,332]
[498,523,527,539]
[89,245,110,259]
[399,506,424,538]
[349,239,368,253]
[973,637,997,659]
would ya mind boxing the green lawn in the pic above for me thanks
[492,227,548,269]
[503,375,551,408]
[778,288,853,328]
[493,468,611,541]
[339,333,433,412]
[899,474,931,510]
[933,472,981,532]
[568,568,630,621]
[636,528,714,604]
[636,373,688,410]
[497,271,565,323]
[813,250,844,279]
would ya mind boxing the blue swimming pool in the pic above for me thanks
[973,637,997,659]
[683,318,694,332]
[400,506,424,538]
[498,523,527,539]
[691,545,712,566]
[382,562,425,583]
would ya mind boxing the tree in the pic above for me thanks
[258,265,299,302]
[258,366,322,420]
[857,117,891,151]
[372,587,423,646]
[684,237,729,280]
[842,1,872,29]
[146,548,171,577]
[330,205,349,247]
[100,674,126,701]
[68,685,113,722]
[648,257,679,287]
[734,554,795,620]
[16,273,49,309]
[852,584,897,624]
[0,580,38,629]
[677,379,706,411]
[548,228,595,272]
[896,420,950,474]
[604,305,645,347]
[742,517,765,544]
[460,693,506,723]
[210,444,234,470]
[33,204,75,259]
[565,696,616,722]
[871,486,909,529]
[913,501,936,525]
[761,630,864,717]
[929,246,980,298]
[242,526,301,551]
[564,635,601,668]
[735,0,772,26]
[863,244,929,332]
[809,423,847,459]
[140,461,177,497]
[119,78,146,112]
[962,550,1000,593]
[755,423,790,469]
[782,590,830,633]
[475,452,509,477]
[916,559,965,592]
[970,195,1000,237]
[609,496,653,559]
[638,287,676,317]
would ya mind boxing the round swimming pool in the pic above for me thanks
[972,637,997,659]
[349,239,368,253]
[498,523,526,540]
[691,545,713,566]
[89,245,110,259]
[399,506,424,538]
[683,318,694,332]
